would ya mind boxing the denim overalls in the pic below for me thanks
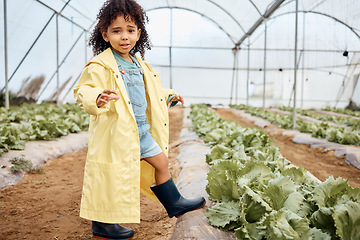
[113,51,162,159]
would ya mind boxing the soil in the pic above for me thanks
[1,106,360,240]
[0,107,182,240]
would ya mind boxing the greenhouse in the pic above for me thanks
[2,0,360,109]
[1,0,360,239]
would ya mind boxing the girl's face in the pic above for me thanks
[102,14,141,61]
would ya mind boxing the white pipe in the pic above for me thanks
[56,13,60,105]
[262,22,267,112]
[246,39,250,105]
[3,0,9,109]
[292,0,299,129]
[301,12,306,109]
[169,8,173,89]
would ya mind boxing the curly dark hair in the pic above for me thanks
[89,0,152,59]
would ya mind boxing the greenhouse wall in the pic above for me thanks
[1,0,360,109]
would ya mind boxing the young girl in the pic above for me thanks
[74,0,205,239]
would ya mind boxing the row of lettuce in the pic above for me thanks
[0,103,89,156]
[230,104,360,146]
[277,106,360,129]
[322,106,360,118]
[189,104,359,240]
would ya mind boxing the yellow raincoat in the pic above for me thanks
[74,48,176,223]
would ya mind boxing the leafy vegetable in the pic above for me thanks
[333,201,360,240]
[206,201,241,229]
[231,104,360,146]
[0,103,89,156]
[189,104,360,240]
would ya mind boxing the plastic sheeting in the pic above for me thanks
[0,131,88,189]
[1,0,360,107]
[172,107,236,240]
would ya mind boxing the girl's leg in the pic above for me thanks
[143,152,171,185]
[143,152,206,218]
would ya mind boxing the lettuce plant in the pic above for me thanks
[190,104,360,240]
[231,104,360,146]
[0,103,89,156]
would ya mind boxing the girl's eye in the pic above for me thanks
[129,30,134,33]
[113,30,120,33]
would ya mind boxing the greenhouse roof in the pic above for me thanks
[1,0,360,108]
[29,0,360,47]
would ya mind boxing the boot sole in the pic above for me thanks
[175,200,206,218]
[93,235,132,240]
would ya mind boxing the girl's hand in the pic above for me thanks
[167,95,184,108]
[96,89,119,107]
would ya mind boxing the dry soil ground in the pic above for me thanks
[0,107,183,240]
[1,106,360,240]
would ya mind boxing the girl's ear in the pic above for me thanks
[102,31,109,42]
[137,28,141,41]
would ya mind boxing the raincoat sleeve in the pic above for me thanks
[74,64,108,116]
[143,61,178,102]
[163,89,177,103]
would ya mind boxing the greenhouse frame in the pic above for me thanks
[1,1,360,240]
[2,0,360,113]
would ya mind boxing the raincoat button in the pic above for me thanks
[128,101,131,104]
[116,74,118,78]
[164,123,167,126]
[165,146,168,150]
[160,98,163,101]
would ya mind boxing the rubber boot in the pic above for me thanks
[92,221,134,239]
[150,177,206,218]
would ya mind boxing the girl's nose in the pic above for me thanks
[121,34,128,40]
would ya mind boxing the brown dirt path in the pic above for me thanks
[214,107,360,189]
[0,107,183,240]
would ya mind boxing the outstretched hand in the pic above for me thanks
[96,89,119,107]
[167,95,184,108]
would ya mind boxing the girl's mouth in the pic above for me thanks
[120,44,130,48]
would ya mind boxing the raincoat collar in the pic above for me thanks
[89,48,120,73]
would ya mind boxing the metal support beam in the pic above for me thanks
[3,0,9,108]
[301,12,306,109]
[36,30,85,101]
[57,20,96,103]
[1,0,73,93]
[151,44,359,53]
[61,30,91,103]
[35,0,85,30]
[61,71,82,103]
[85,31,88,65]
[206,0,246,33]
[236,0,286,48]
[148,7,236,44]
[235,49,239,105]
[56,13,60,105]
[273,10,360,41]
[169,8,173,89]
[246,38,250,105]
[262,22,267,112]
[230,47,239,105]
[0,13,55,93]
[292,0,299,129]
[288,51,302,107]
